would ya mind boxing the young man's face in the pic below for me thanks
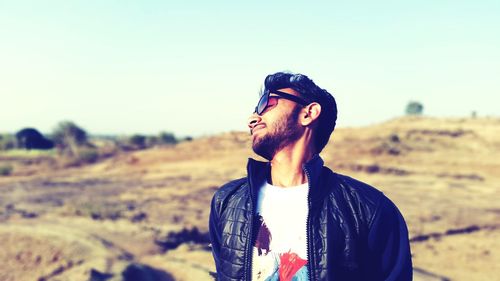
[248,88,304,160]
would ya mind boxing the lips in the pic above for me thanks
[251,124,266,135]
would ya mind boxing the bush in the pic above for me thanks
[155,227,210,252]
[145,136,159,147]
[77,148,99,164]
[128,134,147,149]
[61,148,99,167]
[159,132,177,144]
[112,131,178,151]
[122,132,178,150]
[52,121,88,155]
[405,101,424,115]
[74,201,125,220]
[0,134,16,150]
[0,164,13,176]
[15,128,54,150]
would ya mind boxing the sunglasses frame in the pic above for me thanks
[254,89,310,115]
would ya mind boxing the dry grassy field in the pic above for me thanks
[1,116,499,281]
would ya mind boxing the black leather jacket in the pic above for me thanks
[209,156,412,281]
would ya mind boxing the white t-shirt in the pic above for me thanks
[252,181,310,281]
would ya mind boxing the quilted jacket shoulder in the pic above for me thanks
[211,177,247,215]
[209,159,412,281]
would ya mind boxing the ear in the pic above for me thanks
[300,103,321,126]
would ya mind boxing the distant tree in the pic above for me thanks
[159,131,177,144]
[15,128,54,150]
[52,121,88,155]
[129,134,147,149]
[405,101,424,116]
[145,136,159,147]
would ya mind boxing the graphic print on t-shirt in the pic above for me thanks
[253,214,308,281]
[255,214,272,256]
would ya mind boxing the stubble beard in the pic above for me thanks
[252,107,303,160]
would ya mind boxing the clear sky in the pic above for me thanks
[1,0,499,137]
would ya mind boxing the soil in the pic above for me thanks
[1,116,499,280]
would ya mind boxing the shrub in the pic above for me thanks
[0,164,13,176]
[123,132,178,150]
[155,227,210,252]
[128,134,147,149]
[61,148,99,167]
[76,148,99,164]
[0,134,16,150]
[75,202,124,220]
[159,132,177,144]
[145,136,159,147]
[405,101,424,115]
[15,128,54,150]
[52,121,88,155]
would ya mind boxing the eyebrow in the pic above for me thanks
[270,90,309,106]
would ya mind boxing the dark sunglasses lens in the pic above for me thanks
[256,92,268,114]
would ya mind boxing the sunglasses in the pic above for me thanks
[254,89,309,115]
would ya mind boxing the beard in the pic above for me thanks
[252,107,303,160]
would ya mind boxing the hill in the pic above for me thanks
[0,116,499,280]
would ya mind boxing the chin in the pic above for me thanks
[252,134,262,145]
[252,143,274,161]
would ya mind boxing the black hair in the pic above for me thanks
[263,71,338,153]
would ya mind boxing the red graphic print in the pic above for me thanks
[279,251,308,281]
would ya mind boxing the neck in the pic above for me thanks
[269,137,315,187]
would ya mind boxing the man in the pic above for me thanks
[209,72,412,281]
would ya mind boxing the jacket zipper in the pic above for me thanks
[244,181,254,281]
[304,165,314,281]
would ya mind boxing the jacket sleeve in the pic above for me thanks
[209,193,222,275]
[367,197,413,281]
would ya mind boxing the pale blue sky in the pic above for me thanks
[1,1,499,137]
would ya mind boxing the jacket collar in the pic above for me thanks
[246,154,326,202]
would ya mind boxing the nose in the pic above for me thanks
[247,113,261,130]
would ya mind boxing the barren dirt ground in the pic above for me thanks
[1,116,499,281]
